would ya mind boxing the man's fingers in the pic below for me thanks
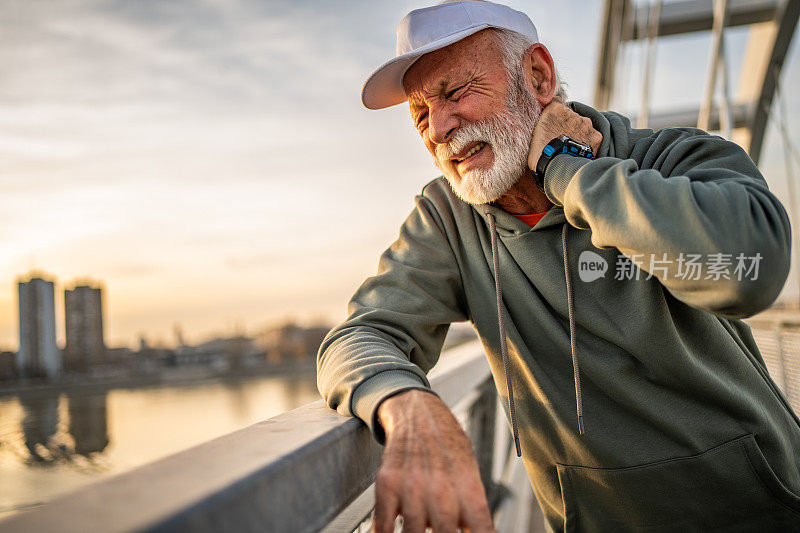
[591,129,603,154]
[426,481,459,533]
[459,493,496,533]
[373,473,400,533]
[398,484,428,533]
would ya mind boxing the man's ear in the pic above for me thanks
[522,43,557,106]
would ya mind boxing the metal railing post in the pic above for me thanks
[467,378,501,509]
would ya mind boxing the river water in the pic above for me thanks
[0,373,320,519]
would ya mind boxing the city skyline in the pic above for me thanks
[4,270,329,353]
[2,0,799,349]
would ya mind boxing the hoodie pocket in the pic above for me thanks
[556,434,800,532]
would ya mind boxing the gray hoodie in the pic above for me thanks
[316,101,800,530]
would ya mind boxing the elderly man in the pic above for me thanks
[317,1,800,531]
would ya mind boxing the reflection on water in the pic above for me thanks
[0,374,320,518]
[17,393,109,465]
[68,393,109,458]
[20,394,61,463]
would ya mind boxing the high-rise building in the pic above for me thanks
[64,285,105,371]
[17,276,61,379]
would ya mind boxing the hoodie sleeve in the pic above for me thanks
[542,127,791,319]
[316,192,468,444]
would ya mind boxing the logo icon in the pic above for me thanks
[578,250,608,282]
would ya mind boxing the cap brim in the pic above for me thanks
[361,24,490,110]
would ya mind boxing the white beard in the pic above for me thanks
[434,73,542,205]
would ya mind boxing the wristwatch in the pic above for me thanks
[531,135,595,192]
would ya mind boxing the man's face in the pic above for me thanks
[403,30,541,205]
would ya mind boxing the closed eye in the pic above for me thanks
[447,83,469,100]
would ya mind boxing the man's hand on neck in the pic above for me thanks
[493,99,604,216]
[527,99,603,182]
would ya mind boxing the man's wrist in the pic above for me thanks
[542,154,594,206]
[350,369,432,444]
[377,388,441,437]
[532,135,595,196]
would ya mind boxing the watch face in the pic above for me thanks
[564,136,590,151]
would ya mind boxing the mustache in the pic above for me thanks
[434,123,488,162]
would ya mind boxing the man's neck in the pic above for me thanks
[491,171,553,215]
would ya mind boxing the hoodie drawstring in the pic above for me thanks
[562,222,585,435]
[486,215,586,459]
[487,213,522,457]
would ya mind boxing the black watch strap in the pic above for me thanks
[532,135,595,192]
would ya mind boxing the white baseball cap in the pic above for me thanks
[361,1,539,110]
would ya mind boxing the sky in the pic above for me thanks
[1,0,799,350]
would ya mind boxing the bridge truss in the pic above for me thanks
[594,0,800,166]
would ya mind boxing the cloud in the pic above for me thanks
[0,0,798,346]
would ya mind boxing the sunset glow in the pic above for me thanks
[2,0,799,349]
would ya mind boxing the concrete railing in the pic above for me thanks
[0,340,543,533]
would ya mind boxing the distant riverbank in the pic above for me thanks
[0,357,316,399]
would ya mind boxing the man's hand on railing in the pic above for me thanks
[373,389,497,533]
